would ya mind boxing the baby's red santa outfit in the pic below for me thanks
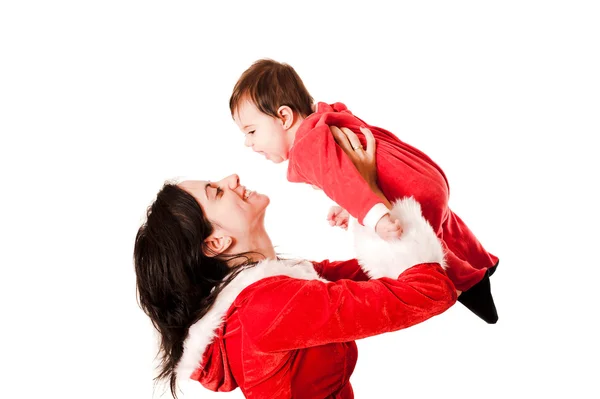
[287,102,499,323]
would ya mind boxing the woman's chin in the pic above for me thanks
[252,192,270,206]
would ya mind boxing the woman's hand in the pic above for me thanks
[329,126,392,209]
[329,126,378,189]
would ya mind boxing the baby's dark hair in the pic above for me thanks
[229,59,314,119]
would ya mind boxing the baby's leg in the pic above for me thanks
[442,210,499,324]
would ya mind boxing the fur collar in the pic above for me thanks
[175,258,325,380]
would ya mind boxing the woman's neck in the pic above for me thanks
[226,227,276,267]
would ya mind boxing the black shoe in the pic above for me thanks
[488,261,499,277]
[457,264,498,324]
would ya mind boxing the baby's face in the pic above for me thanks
[233,99,291,164]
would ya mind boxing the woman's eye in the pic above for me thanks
[216,187,223,197]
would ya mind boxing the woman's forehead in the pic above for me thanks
[178,180,209,200]
[179,179,207,189]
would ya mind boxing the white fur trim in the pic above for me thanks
[352,197,446,279]
[362,202,391,230]
[175,259,325,380]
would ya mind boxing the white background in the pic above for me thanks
[1,1,599,398]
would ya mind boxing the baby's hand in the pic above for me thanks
[327,206,349,230]
[375,214,403,240]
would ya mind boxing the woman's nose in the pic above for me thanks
[223,174,240,189]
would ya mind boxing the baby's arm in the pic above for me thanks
[289,122,402,240]
[288,123,384,227]
[328,126,403,240]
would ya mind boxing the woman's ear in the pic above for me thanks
[277,105,294,130]
[203,234,233,257]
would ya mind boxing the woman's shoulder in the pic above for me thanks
[232,258,326,306]
[177,258,324,380]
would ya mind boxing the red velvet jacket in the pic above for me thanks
[176,198,457,398]
[287,102,498,291]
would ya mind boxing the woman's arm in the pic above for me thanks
[240,193,456,352]
[240,262,455,352]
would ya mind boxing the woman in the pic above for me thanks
[134,127,457,398]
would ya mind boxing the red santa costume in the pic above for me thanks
[176,198,456,398]
[287,102,499,321]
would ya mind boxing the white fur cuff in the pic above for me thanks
[352,197,445,279]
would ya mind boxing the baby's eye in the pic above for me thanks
[216,187,224,197]
[246,130,255,135]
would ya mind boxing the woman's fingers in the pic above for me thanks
[330,126,354,154]
[360,127,376,157]
[336,126,376,160]
[330,126,376,158]
[339,127,363,152]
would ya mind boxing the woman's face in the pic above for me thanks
[179,174,270,237]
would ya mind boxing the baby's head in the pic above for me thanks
[229,59,314,163]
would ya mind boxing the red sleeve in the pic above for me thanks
[239,263,456,352]
[287,123,383,225]
[312,259,370,282]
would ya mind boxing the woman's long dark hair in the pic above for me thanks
[134,183,257,398]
